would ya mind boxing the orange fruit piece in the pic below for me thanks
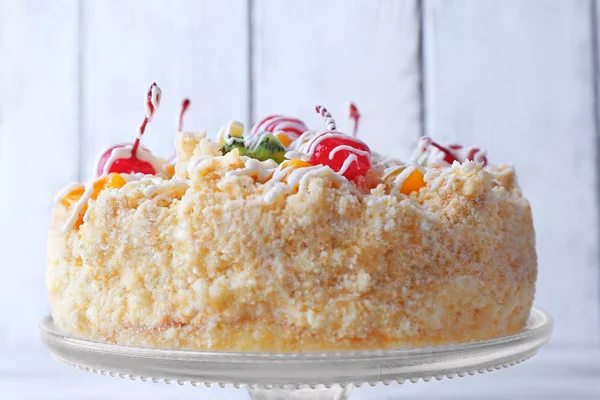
[60,186,86,208]
[92,173,127,200]
[400,169,425,195]
[276,133,293,148]
[280,159,311,170]
[164,164,176,177]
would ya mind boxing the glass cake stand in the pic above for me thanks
[40,308,552,400]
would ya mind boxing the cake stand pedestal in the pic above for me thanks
[40,308,552,400]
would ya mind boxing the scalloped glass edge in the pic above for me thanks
[40,308,553,387]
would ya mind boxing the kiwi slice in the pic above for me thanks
[222,136,249,156]
[251,133,286,163]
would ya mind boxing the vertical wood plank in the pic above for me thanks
[424,0,599,345]
[0,0,79,344]
[253,0,422,161]
[80,0,249,178]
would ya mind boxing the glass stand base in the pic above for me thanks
[40,308,552,400]
[248,385,352,400]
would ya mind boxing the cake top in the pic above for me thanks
[54,82,511,233]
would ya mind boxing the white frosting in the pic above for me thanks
[143,180,189,198]
[289,130,317,151]
[263,165,360,204]
[328,144,370,159]
[338,153,358,176]
[186,155,215,177]
[425,161,479,191]
[245,131,275,151]
[217,121,244,147]
[388,165,417,196]
[225,158,276,181]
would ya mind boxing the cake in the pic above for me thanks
[46,83,537,352]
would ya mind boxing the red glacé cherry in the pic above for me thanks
[95,82,162,176]
[96,145,155,176]
[308,134,371,181]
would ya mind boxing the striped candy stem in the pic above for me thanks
[315,105,337,131]
[132,82,161,157]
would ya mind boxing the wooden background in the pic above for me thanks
[0,0,599,398]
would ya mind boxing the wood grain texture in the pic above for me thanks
[80,0,249,178]
[253,0,422,161]
[0,0,79,345]
[423,0,599,345]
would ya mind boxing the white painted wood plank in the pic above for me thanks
[253,0,421,161]
[423,0,599,345]
[0,0,79,345]
[80,0,249,178]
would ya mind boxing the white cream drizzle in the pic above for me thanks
[225,158,276,181]
[389,165,417,196]
[263,165,360,204]
[425,161,476,191]
[338,153,358,176]
[143,180,189,198]
[328,144,370,159]
[289,130,317,151]
[94,145,165,178]
[53,181,84,203]
[244,131,277,151]
[217,121,244,146]
[61,145,167,232]
[61,184,95,233]
[186,155,215,177]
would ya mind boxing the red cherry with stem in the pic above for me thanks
[251,115,308,137]
[308,134,371,180]
[420,137,459,164]
[179,98,190,131]
[95,144,153,176]
[305,105,371,180]
[347,102,360,137]
[466,147,488,165]
[96,83,162,176]
[420,137,488,166]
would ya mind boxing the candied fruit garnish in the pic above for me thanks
[400,169,425,195]
[164,164,176,178]
[280,159,312,170]
[307,134,371,181]
[92,173,127,200]
[385,167,426,195]
[60,186,86,208]
[276,133,293,147]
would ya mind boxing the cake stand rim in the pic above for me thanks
[40,307,552,360]
[39,308,553,386]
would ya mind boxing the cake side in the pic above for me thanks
[47,150,536,351]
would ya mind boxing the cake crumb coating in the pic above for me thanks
[47,135,536,351]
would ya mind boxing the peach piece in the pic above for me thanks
[400,169,425,195]
[276,133,293,147]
